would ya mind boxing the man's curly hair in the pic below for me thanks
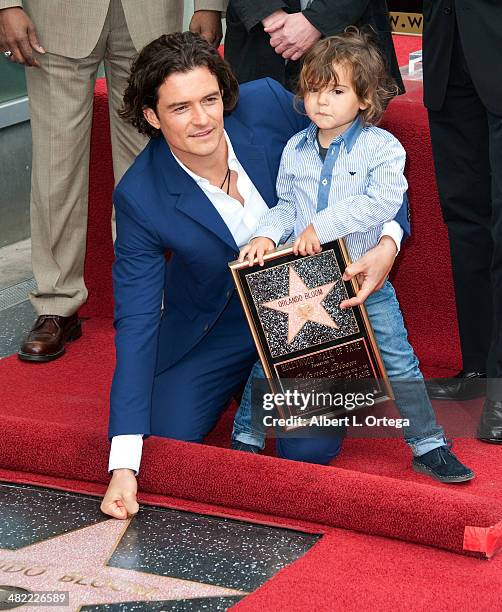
[120,31,239,138]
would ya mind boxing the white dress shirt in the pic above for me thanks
[108,131,403,474]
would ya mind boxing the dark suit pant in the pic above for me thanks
[428,28,502,396]
[151,292,343,462]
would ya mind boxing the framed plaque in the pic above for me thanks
[229,240,393,428]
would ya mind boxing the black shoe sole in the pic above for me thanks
[17,323,82,363]
[426,387,486,401]
[476,436,502,445]
[427,393,486,402]
[412,462,475,483]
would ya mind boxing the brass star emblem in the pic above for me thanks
[263,266,339,343]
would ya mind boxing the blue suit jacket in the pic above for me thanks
[109,78,410,438]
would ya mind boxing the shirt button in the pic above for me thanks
[443,6,452,14]
[226,290,232,298]
[322,179,328,186]
[204,324,209,332]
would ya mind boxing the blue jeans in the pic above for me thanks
[232,281,445,458]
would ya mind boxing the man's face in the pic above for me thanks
[144,66,225,159]
[303,62,368,138]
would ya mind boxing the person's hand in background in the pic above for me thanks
[0,7,44,67]
[189,10,223,47]
[265,12,321,61]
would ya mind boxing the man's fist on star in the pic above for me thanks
[101,468,139,520]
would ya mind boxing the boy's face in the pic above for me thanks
[303,62,368,139]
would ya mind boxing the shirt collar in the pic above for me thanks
[171,131,238,186]
[296,115,364,154]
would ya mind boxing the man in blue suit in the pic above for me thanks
[101,31,409,519]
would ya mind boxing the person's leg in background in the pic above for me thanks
[426,29,492,401]
[19,15,111,362]
[478,110,502,443]
[104,0,148,241]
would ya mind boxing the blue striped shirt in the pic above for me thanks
[254,117,408,261]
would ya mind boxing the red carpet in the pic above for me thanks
[1,468,501,611]
[1,320,502,559]
[1,34,502,608]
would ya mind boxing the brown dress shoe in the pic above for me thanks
[18,314,82,362]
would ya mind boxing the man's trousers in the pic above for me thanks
[428,25,502,397]
[25,0,147,316]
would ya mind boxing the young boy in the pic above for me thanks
[232,30,474,483]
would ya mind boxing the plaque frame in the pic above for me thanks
[229,240,394,426]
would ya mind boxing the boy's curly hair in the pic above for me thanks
[296,28,399,125]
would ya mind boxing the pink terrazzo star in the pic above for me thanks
[262,266,339,343]
[0,519,245,611]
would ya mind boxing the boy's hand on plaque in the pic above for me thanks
[293,224,322,256]
[100,469,139,520]
[238,237,275,267]
[340,236,397,309]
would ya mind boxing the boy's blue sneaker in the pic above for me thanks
[412,443,474,483]
[231,441,262,454]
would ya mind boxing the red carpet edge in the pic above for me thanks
[0,415,501,559]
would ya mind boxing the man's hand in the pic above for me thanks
[0,7,44,67]
[340,236,398,309]
[100,469,139,520]
[293,224,321,256]
[238,236,275,266]
[265,13,321,61]
[262,9,287,31]
[189,10,222,48]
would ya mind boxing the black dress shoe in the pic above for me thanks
[477,399,502,444]
[18,314,82,362]
[426,370,486,401]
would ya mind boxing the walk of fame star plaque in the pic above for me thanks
[229,241,393,428]
[0,483,319,611]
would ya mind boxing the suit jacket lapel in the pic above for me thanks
[154,138,238,252]
[175,189,239,252]
[154,121,277,251]
[225,114,277,208]
[232,142,276,209]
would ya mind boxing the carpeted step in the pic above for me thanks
[1,318,500,558]
[1,468,500,611]
[1,416,501,558]
[1,341,501,560]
